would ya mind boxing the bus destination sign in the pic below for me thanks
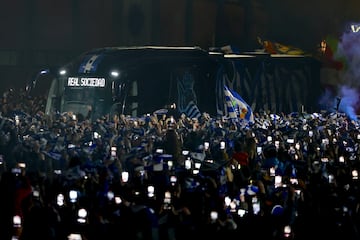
[67,77,106,87]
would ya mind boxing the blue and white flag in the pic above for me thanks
[183,100,202,119]
[43,151,62,161]
[78,54,104,73]
[224,85,254,123]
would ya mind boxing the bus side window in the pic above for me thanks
[123,80,138,117]
[130,80,138,116]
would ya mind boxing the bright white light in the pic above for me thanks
[110,71,119,77]
[147,185,155,194]
[77,208,87,224]
[78,208,87,218]
[107,191,114,200]
[57,193,65,206]
[59,69,67,75]
[40,69,49,74]
[67,234,82,240]
[238,209,246,217]
[224,196,231,206]
[115,196,122,204]
[122,171,129,182]
[194,162,201,169]
[69,190,78,202]
[352,170,358,179]
[13,215,21,226]
[192,169,199,175]
[185,159,191,169]
[167,160,173,169]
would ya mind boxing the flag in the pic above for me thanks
[43,150,62,161]
[183,100,202,119]
[224,85,254,123]
[257,37,305,55]
[78,54,104,73]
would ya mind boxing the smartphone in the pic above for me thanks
[210,211,218,221]
[283,225,292,238]
[57,193,65,206]
[185,159,192,170]
[252,196,260,215]
[121,171,129,183]
[68,144,76,149]
[33,190,40,197]
[204,141,210,150]
[269,167,275,177]
[18,162,26,168]
[107,191,114,200]
[13,215,21,228]
[352,170,358,180]
[69,190,78,203]
[205,159,214,163]
[15,115,20,126]
[93,131,100,139]
[156,148,164,154]
[321,157,329,163]
[274,175,282,187]
[111,146,117,157]
[274,140,279,149]
[170,175,177,184]
[164,191,171,202]
[287,138,294,144]
[167,160,173,169]
[220,141,225,150]
[182,150,189,156]
[11,168,21,175]
[115,196,122,204]
[68,233,82,240]
[257,147,262,155]
[147,185,155,198]
[290,178,298,185]
[164,191,172,209]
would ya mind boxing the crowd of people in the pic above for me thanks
[0,87,359,240]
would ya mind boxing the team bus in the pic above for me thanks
[28,46,321,121]
[29,46,224,121]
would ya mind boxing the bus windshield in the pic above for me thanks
[62,86,110,120]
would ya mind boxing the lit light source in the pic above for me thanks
[77,208,88,224]
[59,69,67,75]
[57,193,65,206]
[110,70,119,77]
[147,185,155,198]
[40,69,49,74]
[69,190,78,203]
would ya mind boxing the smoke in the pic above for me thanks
[323,22,360,120]
[337,23,360,84]
[338,85,358,120]
[318,88,337,111]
